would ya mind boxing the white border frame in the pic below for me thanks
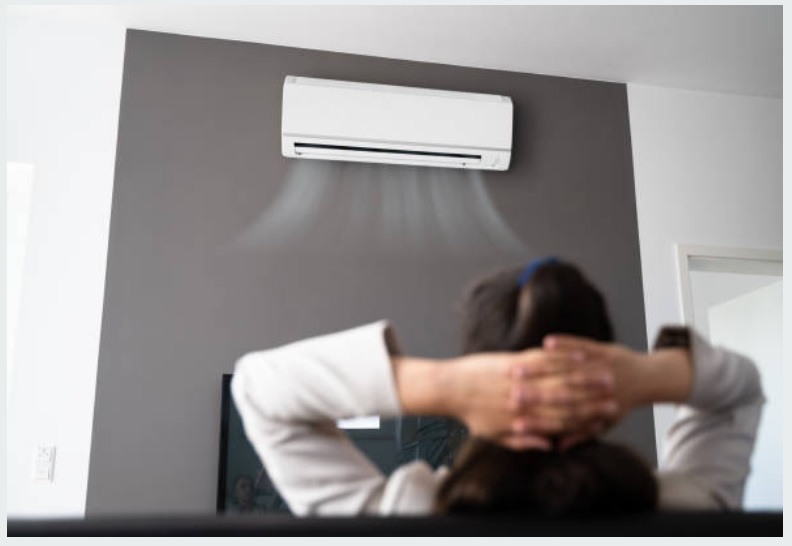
[676,244,783,326]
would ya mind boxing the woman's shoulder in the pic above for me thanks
[378,461,446,515]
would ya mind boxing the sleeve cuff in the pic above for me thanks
[685,328,720,408]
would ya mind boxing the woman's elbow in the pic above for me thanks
[739,354,766,406]
[231,351,276,418]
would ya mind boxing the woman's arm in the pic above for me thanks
[544,328,765,509]
[543,334,692,413]
[231,322,401,515]
[656,328,764,509]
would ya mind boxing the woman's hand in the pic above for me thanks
[542,334,692,450]
[447,349,607,449]
[436,348,619,450]
[498,349,619,449]
[539,336,643,449]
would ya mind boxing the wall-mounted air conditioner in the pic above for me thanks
[281,76,513,171]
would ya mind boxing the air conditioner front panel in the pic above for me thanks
[282,76,513,165]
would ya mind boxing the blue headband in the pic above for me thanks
[517,257,559,288]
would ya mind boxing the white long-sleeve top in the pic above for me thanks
[231,321,764,516]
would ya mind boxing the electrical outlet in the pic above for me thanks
[32,445,56,482]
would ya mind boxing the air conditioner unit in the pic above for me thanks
[281,76,513,171]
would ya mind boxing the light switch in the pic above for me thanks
[32,445,56,482]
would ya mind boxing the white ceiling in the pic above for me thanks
[13,5,783,98]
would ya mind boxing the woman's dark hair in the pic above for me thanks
[460,260,614,354]
[435,260,658,515]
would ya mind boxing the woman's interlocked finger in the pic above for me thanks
[511,349,587,380]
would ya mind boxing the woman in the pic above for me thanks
[231,259,763,515]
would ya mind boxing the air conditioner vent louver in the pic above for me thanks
[294,143,481,160]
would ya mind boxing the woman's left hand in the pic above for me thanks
[499,349,619,450]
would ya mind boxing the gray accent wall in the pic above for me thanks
[87,30,652,516]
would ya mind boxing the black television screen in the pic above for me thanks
[216,374,465,514]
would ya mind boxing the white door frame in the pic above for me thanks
[675,244,783,326]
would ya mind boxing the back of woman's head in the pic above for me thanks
[437,259,657,515]
[461,259,613,354]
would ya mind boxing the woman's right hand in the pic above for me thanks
[541,334,693,450]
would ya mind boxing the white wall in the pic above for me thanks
[626,85,782,463]
[6,11,125,517]
[6,163,36,403]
